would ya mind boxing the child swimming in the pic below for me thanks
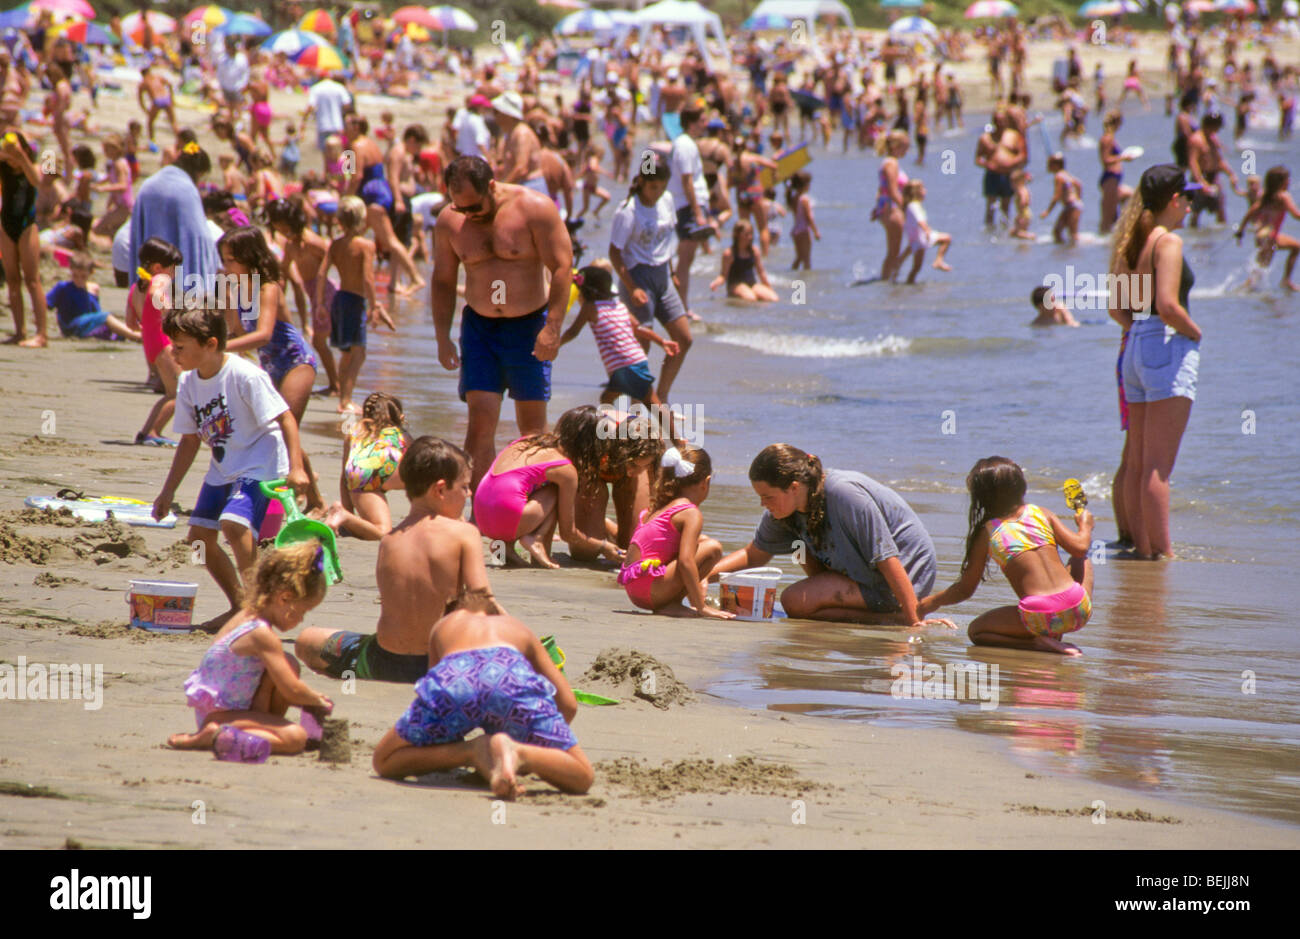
[617,445,734,619]
[472,420,625,569]
[167,540,334,761]
[372,588,592,799]
[920,457,1095,655]
[326,391,411,540]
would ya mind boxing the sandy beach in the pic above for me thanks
[1,335,1297,849]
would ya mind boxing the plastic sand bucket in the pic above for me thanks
[259,498,285,541]
[718,567,782,621]
[127,580,198,632]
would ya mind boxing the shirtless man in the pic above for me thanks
[296,436,496,683]
[537,128,575,221]
[432,156,574,491]
[1186,111,1238,227]
[138,63,177,142]
[976,105,1021,226]
[659,67,688,121]
[491,91,549,196]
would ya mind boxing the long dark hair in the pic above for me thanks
[625,150,671,207]
[748,444,828,548]
[962,456,1027,579]
[1262,165,1289,207]
[521,405,605,494]
[217,225,281,284]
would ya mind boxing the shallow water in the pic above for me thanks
[365,101,1300,827]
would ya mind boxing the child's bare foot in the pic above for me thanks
[487,733,523,800]
[519,534,560,569]
[168,723,220,749]
[17,333,48,348]
[1284,279,1300,292]
[395,278,425,297]
[1034,635,1083,656]
[933,260,952,271]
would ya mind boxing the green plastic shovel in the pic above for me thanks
[258,479,343,585]
[540,634,619,706]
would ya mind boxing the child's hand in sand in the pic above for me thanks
[698,606,735,620]
[600,540,625,562]
[152,491,173,522]
[911,617,958,630]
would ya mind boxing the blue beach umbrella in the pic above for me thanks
[216,13,272,38]
[555,9,614,34]
[889,15,939,36]
[0,5,33,29]
[260,28,328,56]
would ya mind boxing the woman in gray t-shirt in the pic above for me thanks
[715,444,954,628]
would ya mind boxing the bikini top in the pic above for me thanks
[987,504,1055,570]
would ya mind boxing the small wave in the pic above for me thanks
[711,329,912,358]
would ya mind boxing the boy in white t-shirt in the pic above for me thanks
[152,308,310,633]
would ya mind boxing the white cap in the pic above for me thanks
[491,91,525,121]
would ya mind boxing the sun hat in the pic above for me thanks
[491,91,524,121]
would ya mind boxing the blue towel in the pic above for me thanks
[127,165,220,302]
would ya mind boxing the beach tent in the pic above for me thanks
[632,1,730,66]
[747,0,854,42]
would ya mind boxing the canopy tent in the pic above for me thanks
[747,0,854,42]
[629,1,729,67]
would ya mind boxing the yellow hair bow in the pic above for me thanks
[136,266,152,282]
[182,142,201,155]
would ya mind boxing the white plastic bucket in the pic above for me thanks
[718,567,782,621]
[127,580,198,632]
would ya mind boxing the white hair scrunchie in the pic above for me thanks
[661,446,695,479]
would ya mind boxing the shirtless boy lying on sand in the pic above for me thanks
[372,589,593,799]
[296,436,499,683]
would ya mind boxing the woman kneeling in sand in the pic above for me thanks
[713,443,954,629]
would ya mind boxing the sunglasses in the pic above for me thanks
[451,200,485,214]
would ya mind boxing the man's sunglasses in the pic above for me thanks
[451,200,485,214]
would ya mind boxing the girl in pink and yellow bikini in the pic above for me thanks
[920,456,1095,656]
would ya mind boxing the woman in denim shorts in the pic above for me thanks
[1116,165,1204,559]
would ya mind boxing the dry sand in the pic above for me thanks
[1,338,1298,849]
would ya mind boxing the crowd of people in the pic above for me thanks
[1,5,1297,793]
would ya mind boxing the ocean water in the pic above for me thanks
[358,104,1300,827]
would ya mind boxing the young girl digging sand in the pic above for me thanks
[472,421,625,569]
[168,541,334,762]
[372,588,592,799]
[618,445,734,619]
[326,391,411,539]
[920,457,1095,655]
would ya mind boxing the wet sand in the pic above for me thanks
[1,338,1297,849]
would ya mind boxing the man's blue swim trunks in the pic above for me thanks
[394,646,577,750]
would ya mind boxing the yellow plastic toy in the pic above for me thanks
[1063,478,1088,511]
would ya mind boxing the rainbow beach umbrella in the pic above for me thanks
[295,42,345,72]
[1077,0,1140,14]
[428,5,478,31]
[261,28,328,56]
[298,9,336,35]
[183,5,231,29]
[53,19,119,44]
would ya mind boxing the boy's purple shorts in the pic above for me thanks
[190,478,272,532]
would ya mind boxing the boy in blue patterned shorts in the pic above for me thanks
[372,589,593,799]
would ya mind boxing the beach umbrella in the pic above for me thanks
[53,19,118,44]
[183,5,231,29]
[120,10,176,43]
[888,15,938,36]
[539,0,589,7]
[392,22,433,41]
[880,0,926,6]
[394,6,441,28]
[964,0,1019,17]
[261,28,328,56]
[742,12,792,29]
[428,6,478,31]
[30,0,96,19]
[295,42,345,72]
[0,5,33,29]
[215,13,271,38]
[298,9,336,35]
[1078,0,1139,14]
[556,9,614,34]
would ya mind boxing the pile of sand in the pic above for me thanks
[0,516,152,566]
[596,756,826,802]
[68,620,207,643]
[579,648,694,709]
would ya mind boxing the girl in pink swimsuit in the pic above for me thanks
[127,237,183,447]
[472,425,624,569]
[617,445,733,618]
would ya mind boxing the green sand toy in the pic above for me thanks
[540,634,619,706]
[258,480,343,584]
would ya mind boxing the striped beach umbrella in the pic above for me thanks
[964,0,1019,17]
[120,10,177,43]
[428,5,478,31]
[261,28,328,56]
[53,19,119,44]
[183,6,231,29]
[888,15,939,36]
[298,9,336,35]
[295,42,345,72]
